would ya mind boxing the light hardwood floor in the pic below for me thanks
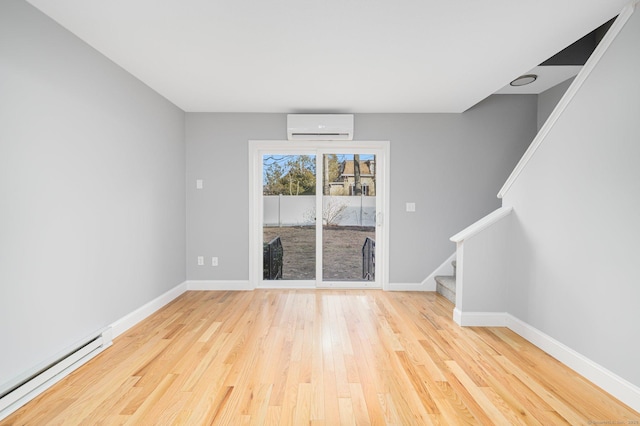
[3,290,638,425]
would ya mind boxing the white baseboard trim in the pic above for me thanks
[186,280,253,291]
[453,309,507,327]
[454,309,640,411]
[110,281,187,338]
[421,252,456,291]
[453,307,462,325]
[256,280,318,290]
[505,314,640,412]
[388,282,429,291]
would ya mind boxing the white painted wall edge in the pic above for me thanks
[186,280,253,291]
[454,310,640,411]
[453,309,507,327]
[110,281,188,338]
[497,2,637,199]
[420,252,457,291]
[450,207,512,243]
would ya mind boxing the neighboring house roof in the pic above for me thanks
[340,160,373,177]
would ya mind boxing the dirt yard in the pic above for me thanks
[263,225,375,281]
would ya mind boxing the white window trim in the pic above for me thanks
[248,140,390,290]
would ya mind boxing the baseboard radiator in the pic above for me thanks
[0,328,113,420]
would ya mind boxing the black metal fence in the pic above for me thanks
[362,237,375,280]
[263,236,283,280]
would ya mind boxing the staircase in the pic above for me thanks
[435,261,456,304]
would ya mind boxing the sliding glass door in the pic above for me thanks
[250,141,388,289]
[262,153,317,281]
[319,152,378,285]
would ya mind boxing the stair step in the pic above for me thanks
[435,275,455,292]
[435,275,456,304]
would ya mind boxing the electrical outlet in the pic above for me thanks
[197,256,204,266]
[212,257,218,266]
[406,202,416,212]
[196,179,203,189]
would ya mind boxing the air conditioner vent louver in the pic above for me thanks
[287,114,354,141]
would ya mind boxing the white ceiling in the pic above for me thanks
[495,65,581,95]
[25,0,627,113]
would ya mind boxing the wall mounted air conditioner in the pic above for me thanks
[287,114,354,141]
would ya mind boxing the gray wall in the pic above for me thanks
[186,114,284,281]
[0,0,186,389]
[537,77,574,130]
[503,8,640,386]
[457,214,512,312]
[186,95,537,284]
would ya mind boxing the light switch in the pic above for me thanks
[196,179,203,189]
[406,202,416,212]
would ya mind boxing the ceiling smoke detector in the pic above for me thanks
[510,74,538,87]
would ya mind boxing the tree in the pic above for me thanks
[323,155,330,195]
[263,155,316,195]
[353,154,362,196]
[327,154,340,182]
[322,154,340,195]
[263,160,285,195]
[284,155,315,195]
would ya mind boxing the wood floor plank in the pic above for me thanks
[445,361,512,424]
[347,333,387,424]
[310,303,326,422]
[278,359,301,426]
[349,383,371,425]
[377,392,402,425]
[338,397,356,426]
[294,383,313,425]
[433,381,478,425]
[2,290,638,425]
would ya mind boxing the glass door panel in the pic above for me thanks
[321,153,377,282]
[262,154,316,280]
